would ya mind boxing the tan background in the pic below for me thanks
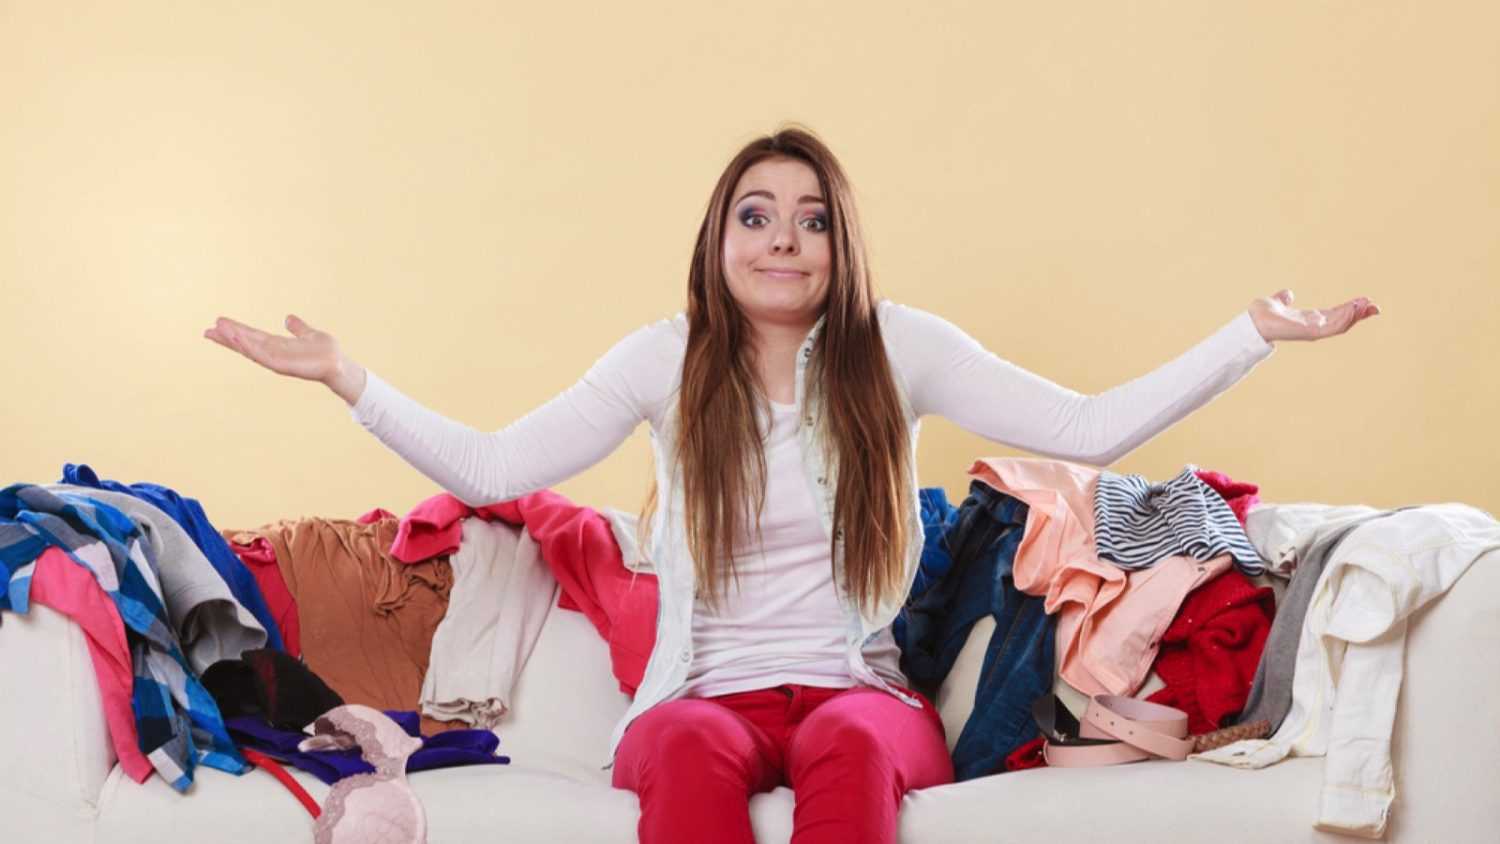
[3,2,1496,531]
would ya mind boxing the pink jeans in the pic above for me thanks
[611,683,954,844]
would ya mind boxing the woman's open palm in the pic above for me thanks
[203,315,341,383]
[1248,289,1380,343]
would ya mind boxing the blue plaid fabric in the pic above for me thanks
[59,463,285,652]
[0,484,248,791]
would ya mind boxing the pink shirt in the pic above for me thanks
[29,547,153,783]
[968,457,1230,696]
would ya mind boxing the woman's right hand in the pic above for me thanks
[203,314,367,404]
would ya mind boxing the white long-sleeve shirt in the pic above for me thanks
[1198,503,1500,837]
[351,300,1274,749]
[352,302,1273,506]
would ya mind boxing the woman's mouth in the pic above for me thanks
[756,268,808,280]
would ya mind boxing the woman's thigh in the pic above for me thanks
[611,697,783,794]
[784,686,954,792]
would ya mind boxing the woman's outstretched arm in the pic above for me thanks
[890,290,1378,467]
[204,314,673,505]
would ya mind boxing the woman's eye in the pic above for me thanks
[740,211,768,227]
[801,216,829,233]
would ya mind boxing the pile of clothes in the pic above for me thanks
[0,463,656,799]
[890,456,1499,839]
[3,457,1494,839]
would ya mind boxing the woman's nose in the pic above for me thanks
[770,224,799,255]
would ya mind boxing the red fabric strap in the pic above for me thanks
[241,748,321,818]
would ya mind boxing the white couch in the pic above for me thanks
[3,552,1496,843]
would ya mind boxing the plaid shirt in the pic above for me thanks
[1,484,247,792]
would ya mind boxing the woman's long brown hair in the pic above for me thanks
[642,125,912,616]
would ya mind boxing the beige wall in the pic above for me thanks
[3,2,1497,531]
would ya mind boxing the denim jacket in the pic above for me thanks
[610,311,927,763]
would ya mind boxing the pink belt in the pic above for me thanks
[1033,694,1193,767]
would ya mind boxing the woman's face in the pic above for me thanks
[721,157,832,331]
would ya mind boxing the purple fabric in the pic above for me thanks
[225,710,509,785]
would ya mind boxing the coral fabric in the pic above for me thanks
[223,535,301,658]
[28,547,154,783]
[1146,569,1276,733]
[1193,469,1261,527]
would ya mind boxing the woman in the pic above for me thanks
[204,126,1378,844]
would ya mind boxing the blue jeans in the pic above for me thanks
[898,481,1054,781]
[891,487,961,651]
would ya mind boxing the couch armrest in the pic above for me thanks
[0,603,116,813]
[1389,551,1500,839]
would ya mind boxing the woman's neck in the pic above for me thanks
[748,318,814,406]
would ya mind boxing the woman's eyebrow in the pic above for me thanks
[733,189,827,205]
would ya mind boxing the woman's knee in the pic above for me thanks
[614,700,771,789]
[788,697,952,791]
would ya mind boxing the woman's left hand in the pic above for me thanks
[1247,289,1380,343]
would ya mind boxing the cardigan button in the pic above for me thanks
[678,648,691,663]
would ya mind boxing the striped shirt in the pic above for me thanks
[1093,466,1266,574]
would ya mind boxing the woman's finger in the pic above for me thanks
[236,329,284,370]
[206,317,281,365]
[285,314,313,338]
[203,327,236,351]
[217,316,276,347]
[1323,299,1365,337]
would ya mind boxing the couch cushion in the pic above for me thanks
[92,747,1343,844]
[498,598,633,783]
[899,758,1333,843]
[89,755,802,844]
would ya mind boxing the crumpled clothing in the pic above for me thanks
[418,518,557,727]
[967,457,1229,696]
[893,487,962,651]
[223,534,302,657]
[48,484,268,673]
[1,485,248,791]
[1093,465,1266,575]
[224,516,452,715]
[225,709,508,786]
[203,647,345,731]
[392,490,655,696]
[1192,503,1500,838]
[1193,469,1261,527]
[59,463,285,652]
[1145,569,1275,733]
